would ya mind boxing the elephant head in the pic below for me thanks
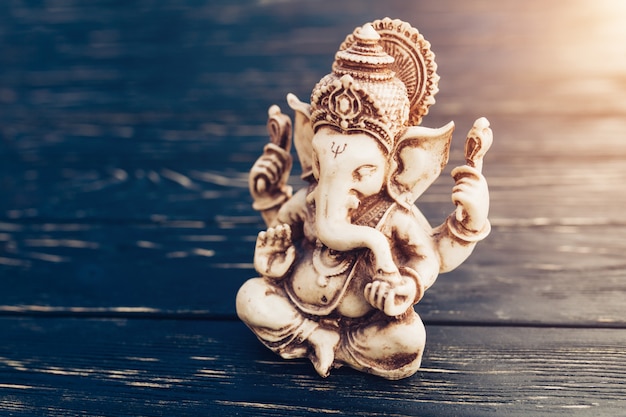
[306,122,454,277]
[308,126,394,274]
[292,20,448,277]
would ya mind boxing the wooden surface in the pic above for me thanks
[1,0,626,415]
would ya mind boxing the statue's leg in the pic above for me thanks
[236,277,315,359]
[337,310,426,380]
[236,277,340,377]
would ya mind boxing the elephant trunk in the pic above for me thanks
[313,184,397,276]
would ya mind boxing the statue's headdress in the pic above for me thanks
[310,18,439,153]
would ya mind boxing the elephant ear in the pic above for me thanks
[388,121,455,209]
[287,93,315,181]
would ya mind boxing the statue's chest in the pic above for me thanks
[285,243,372,317]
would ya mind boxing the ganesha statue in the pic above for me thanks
[236,18,492,380]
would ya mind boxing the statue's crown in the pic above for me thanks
[310,19,439,152]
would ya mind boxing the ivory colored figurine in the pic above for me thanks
[236,18,492,380]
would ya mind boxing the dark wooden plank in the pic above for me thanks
[3,121,626,324]
[3,118,626,221]
[1,218,626,326]
[1,317,625,416]
[2,0,626,221]
[0,220,256,314]
[2,1,625,415]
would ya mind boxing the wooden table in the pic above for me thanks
[1,0,626,415]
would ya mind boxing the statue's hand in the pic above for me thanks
[254,224,296,279]
[450,117,492,233]
[364,272,417,317]
[450,167,490,232]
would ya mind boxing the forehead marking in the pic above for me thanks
[331,142,347,159]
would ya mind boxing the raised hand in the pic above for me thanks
[254,224,296,279]
[249,105,294,211]
[450,118,492,233]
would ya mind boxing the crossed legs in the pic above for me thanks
[236,277,425,379]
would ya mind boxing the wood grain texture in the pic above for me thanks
[1,0,626,325]
[1,217,625,326]
[1,317,625,417]
[2,0,626,220]
[1,0,626,414]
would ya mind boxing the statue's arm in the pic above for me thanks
[390,209,442,301]
[433,117,492,272]
[433,214,490,273]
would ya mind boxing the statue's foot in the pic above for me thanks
[307,327,340,378]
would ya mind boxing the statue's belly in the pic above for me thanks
[286,245,373,318]
[335,287,373,318]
